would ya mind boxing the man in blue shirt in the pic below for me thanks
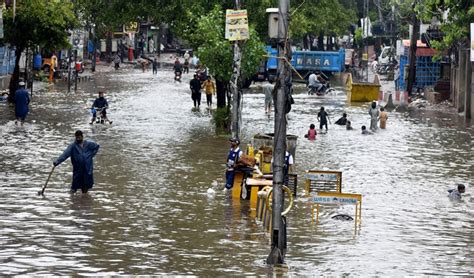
[14,81,30,126]
[53,130,100,194]
[90,91,112,124]
[225,137,243,190]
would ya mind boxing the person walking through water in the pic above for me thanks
[14,81,30,126]
[152,57,158,74]
[183,51,190,74]
[90,91,112,124]
[53,130,100,194]
[317,106,330,131]
[190,74,202,109]
[48,52,58,83]
[368,101,379,131]
[379,107,388,129]
[202,76,215,108]
[114,53,120,70]
[225,137,243,191]
[262,78,274,114]
[335,112,348,126]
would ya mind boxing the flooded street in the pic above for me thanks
[0,67,472,276]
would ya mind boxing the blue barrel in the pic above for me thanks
[33,54,42,70]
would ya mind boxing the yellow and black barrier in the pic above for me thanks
[255,185,294,232]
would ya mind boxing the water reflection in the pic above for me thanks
[0,68,472,275]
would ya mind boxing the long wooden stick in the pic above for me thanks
[38,167,55,196]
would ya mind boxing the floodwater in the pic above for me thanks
[0,66,472,276]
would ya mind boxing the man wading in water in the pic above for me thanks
[53,130,100,194]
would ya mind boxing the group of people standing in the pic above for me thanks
[304,102,389,139]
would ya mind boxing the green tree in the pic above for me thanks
[290,0,356,49]
[188,5,265,109]
[3,0,78,100]
[418,0,474,51]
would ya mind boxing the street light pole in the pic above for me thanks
[267,0,290,265]
[230,0,242,139]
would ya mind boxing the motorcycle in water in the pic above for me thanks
[174,71,182,82]
[91,107,110,124]
[307,82,335,96]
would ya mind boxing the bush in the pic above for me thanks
[212,107,230,133]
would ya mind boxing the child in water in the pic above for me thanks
[304,124,317,140]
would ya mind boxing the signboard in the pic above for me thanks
[304,170,342,194]
[311,192,363,229]
[0,8,3,39]
[470,23,474,62]
[312,192,361,205]
[305,173,338,182]
[225,9,249,41]
[124,22,139,33]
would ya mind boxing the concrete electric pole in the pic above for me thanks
[230,0,243,139]
[267,0,290,265]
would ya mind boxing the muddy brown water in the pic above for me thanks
[0,68,472,275]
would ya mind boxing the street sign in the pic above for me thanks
[124,22,139,33]
[311,192,363,230]
[225,10,249,41]
[304,170,342,194]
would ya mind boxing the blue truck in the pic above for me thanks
[245,46,346,87]
[265,46,345,79]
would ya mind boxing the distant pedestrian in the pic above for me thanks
[262,79,274,114]
[335,112,348,126]
[114,53,120,70]
[152,58,158,74]
[305,123,317,140]
[448,184,465,200]
[48,52,58,83]
[190,74,202,108]
[379,107,388,129]
[202,76,215,108]
[361,125,372,135]
[368,101,379,131]
[317,107,330,131]
[14,81,30,126]
[183,51,190,74]
[148,37,154,54]
[53,130,100,194]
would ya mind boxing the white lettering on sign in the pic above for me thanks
[315,59,321,66]
[324,59,330,66]
[313,196,358,205]
[306,58,313,65]
[296,58,303,65]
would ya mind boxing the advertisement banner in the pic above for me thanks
[225,9,249,41]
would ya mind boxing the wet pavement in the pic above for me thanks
[0,65,472,275]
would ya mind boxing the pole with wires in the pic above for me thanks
[267,0,291,265]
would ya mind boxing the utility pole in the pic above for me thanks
[230,0,243,139]
[267,0,290,265]
[406,0,419,95]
